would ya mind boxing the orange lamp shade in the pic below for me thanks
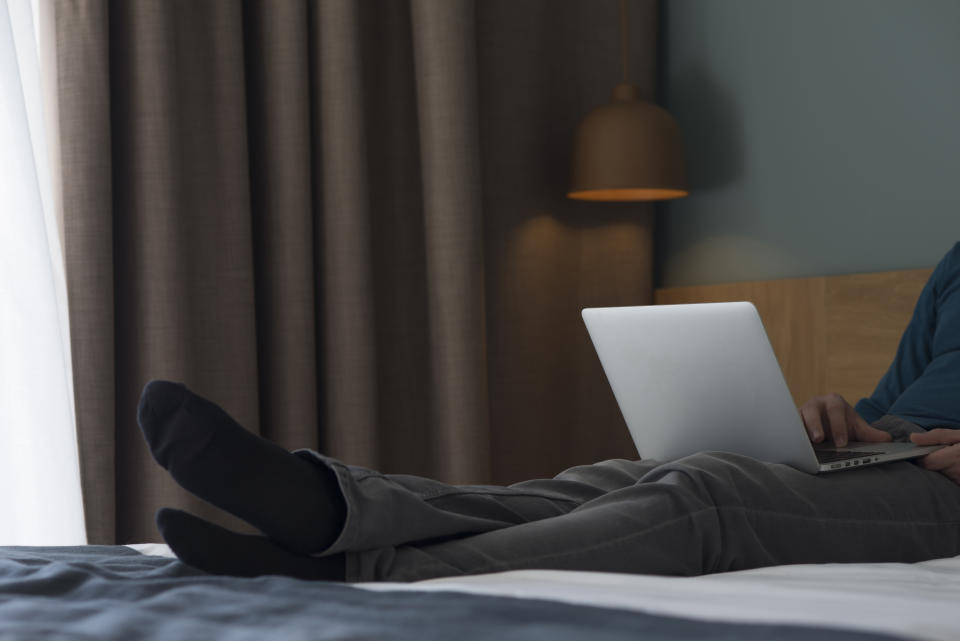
[568,84,687,202]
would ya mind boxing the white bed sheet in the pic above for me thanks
[129,544,960,641]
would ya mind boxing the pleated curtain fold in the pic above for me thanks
[56,0,658,544]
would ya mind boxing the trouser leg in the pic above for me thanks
[336,452,960,582]
[298,451,657,556]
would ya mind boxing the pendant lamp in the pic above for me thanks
[568,0,687,201]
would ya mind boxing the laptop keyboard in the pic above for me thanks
[815,449,884,463]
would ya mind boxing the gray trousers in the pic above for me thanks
[302,417,960,582]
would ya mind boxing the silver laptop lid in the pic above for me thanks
[582,302,820,473]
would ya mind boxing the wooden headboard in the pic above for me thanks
[654,269,933,408]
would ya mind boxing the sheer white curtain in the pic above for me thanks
[0,0,85,544]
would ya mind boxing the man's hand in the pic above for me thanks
[910,430,960,484]
[798,393,893,447]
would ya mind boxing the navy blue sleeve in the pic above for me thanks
[855,242,960,429]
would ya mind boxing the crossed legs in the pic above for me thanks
[137,380,347,579]
[138,381,960,582]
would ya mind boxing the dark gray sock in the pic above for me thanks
[157,508,345,581]
[137,380,345,555]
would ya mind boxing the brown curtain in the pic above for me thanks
[56,0,658,545]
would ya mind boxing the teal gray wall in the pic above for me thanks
[657,0,960,287]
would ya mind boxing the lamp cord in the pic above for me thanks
[620,0,628,84]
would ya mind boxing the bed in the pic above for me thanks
[2,268,952,641]
[2,543,956,640]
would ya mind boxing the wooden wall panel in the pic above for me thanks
[654,269,932,408]
[824,269,932,402]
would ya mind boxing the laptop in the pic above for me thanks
[581,302,940,474]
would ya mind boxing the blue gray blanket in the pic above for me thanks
[0,546,906,640]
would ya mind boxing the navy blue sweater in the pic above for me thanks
[856,242,960,429]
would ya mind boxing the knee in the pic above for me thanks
[640,452,765,505]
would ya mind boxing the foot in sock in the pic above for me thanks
[157,508,345,581]
[137,380,345,554]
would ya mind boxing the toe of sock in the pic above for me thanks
[155,507,195,549]
[155,506,186,531]
[137,381,190,459]
[156,507,219,574]
[139,380,188,424]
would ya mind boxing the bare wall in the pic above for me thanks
[657,0,960,287]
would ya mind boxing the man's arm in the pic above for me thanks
[856,242,960,428]
[798,242,960,447]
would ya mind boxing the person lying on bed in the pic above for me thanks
[136,242,960,582]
